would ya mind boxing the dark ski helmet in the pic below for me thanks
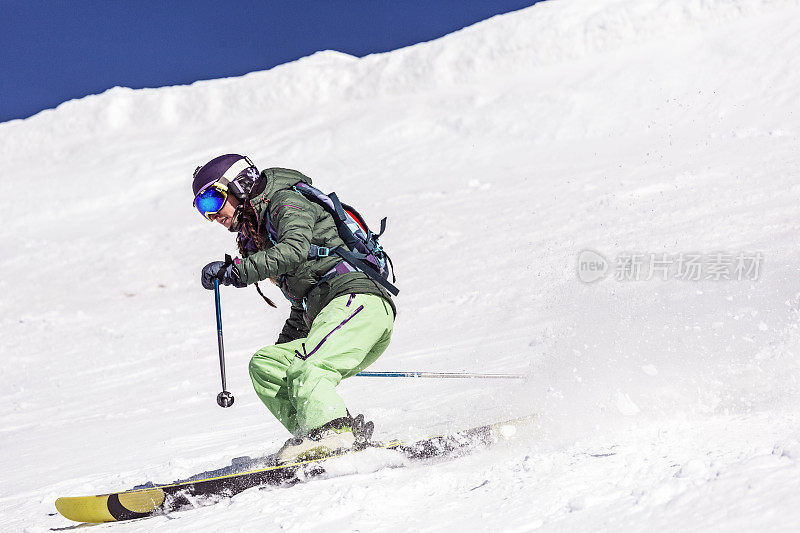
[192,154,258,231]
[192,154,259,203]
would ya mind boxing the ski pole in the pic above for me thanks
[355,371,526,379]
[213,279,234,408]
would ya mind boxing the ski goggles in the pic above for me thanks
[193,182,229,221]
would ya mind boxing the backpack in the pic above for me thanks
[263,182,398,297]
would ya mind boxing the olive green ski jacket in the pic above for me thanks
[234,167,396,343]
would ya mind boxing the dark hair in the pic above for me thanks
[236,202,277,308]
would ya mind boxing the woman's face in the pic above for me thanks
[212,194,239,229]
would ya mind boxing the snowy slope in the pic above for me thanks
[3,0,800,530]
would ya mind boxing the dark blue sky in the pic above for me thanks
[1,0,543,123]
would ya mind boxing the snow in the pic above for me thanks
[2,0,800,530]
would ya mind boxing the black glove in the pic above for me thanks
[201,255,246,290]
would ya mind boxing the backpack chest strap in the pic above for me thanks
[308,244,332,258]
[306,244,398,296]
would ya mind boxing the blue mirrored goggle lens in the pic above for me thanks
[195,187,227,219]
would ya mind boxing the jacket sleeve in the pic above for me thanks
[276,303,310,344]
[237,191,314,284]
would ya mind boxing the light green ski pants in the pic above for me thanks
[249,293,394,435]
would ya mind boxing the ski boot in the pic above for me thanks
[275,414,374,465]
[350,413,374,448]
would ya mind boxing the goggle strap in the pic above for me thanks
[215,177,246,198]
[220,158,252,185]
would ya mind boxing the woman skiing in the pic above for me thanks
[191,154,396,463]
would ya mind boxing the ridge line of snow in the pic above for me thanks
[1,0,798,160]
